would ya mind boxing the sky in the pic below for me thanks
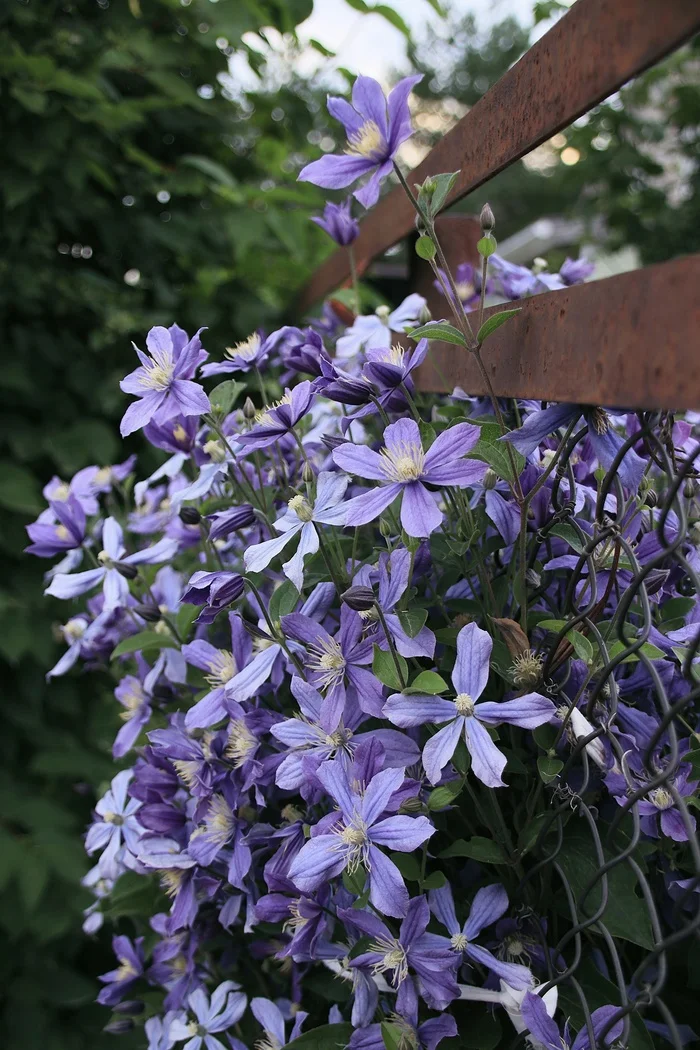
[295,0,534,83]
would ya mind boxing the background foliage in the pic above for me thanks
[1,0,698,1047]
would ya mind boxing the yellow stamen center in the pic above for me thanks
[288,494,314,522]
[345,119,384,159]
[369,935,408,986]
[380,441,425,482]
[455,693,475,716]
[225,333,261,362]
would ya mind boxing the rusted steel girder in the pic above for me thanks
[414,253,700,411]
[297,0,700,312]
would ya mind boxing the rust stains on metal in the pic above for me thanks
[297,0,700,312]
[414,256,700,410]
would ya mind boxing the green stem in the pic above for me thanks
[375,604,407,689]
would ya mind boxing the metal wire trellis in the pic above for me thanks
[501,416,700,1049]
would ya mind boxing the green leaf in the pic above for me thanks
[415,235,436,260]
[111,631,179,659]
[406,670,449,694]
[269,580,300,622]
[548,523,586,553]
[477,308,521,344]
[397,608,428,638]
[408,321,468,346]
[176,602,200,641]
[372,644,408,691]
[556,824,653,949]
[373,4,411,36]
[0,461,42,514]
[538,755,564,783]
[476,234,497,258]
[381,1021,404,1050]
[309,38,336,56]
[538,620,593,663]
[342,865,366,896]
[685,748,700,777]
[427,779,463,810]
[438,835,508,863]
[209,378,246,415]
[422,870,447,889]
[607,639,666,663]
[428,170,459,214]
[180,154,238,188]
[418,420,437,448]
[467,421,525,483]
[285,1023,354,1049]
[388,852,421,881]
[457,1004,503,1049]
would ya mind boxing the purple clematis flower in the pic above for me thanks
[287,760,434,917]
[298,74,422,209]
[384,622,555,786]
[362,338,429,391]
[311,198,360,246]
[85,769,145,879]
[344,895,460,1012]
[336,294,425,360]
[244,471,348,591]
[271,675,419,794]
[97,934,145,1006]
[25,495,86,558]
[145,1012,188,1050]
[433,261,491,312]
[169,981,247,1050]
[502,403,646,492]
[200,331,270,377]
[120,326,210,437]
[353,548,436,659]
[333,419,487,538]
[113,654,164,758]
[428,882,533,989]
[138,836,199,931]
[521,991,624,1050]
[236,381,315,452]
[251,997,308,1049]
[45,517,177,609]
[349,1014,457,1050]
[559,256,595,285]
[282,605,384,730]
[206,504,256,542]
[180,570,244,625]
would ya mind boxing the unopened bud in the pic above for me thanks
[684,478,698,500]
[418,304,432,326]
[480,202,495,233]
[112,1000,145,1016]
[115,562,138,580]
[341,586,376,612]
[483,468,498,491]
[525,568,541,588]
[321,435,345,451]
[302,460,315,484]
[243,396,257,420]
[134,603,161,623]
[399,796,425,815]
[421,176,437,196]
[643,489,658,508]
[379,517,392,539]
[179,505,201,525]
[103,1017,134,1035]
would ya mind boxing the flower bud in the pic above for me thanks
[321,435,345,451]
[483,468,498,491]
[643,489,658,508]
[684,478,698,500]
[179,505,201,525]
[115,562,138,580]
[420,176,437,196]
[302,460,316,485]
[480,202,495,233]
[112,1000,145,1016]
[243,396,257,420]
[399,797,425,815]
[341,586,376,612]
[103,1017,134,1035]
[418,304,432,326]
[379,517,392,539]
[134,603,161,623]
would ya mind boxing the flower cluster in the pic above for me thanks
[30,74,700,1050]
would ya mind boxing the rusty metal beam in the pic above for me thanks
[414,255,700,410]
[298,0,700,312]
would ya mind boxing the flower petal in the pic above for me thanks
[453,621,492,700]
[422,718,464,785]
[367,845,409,917]
[400,481,442,537]
[463,717,506,788]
